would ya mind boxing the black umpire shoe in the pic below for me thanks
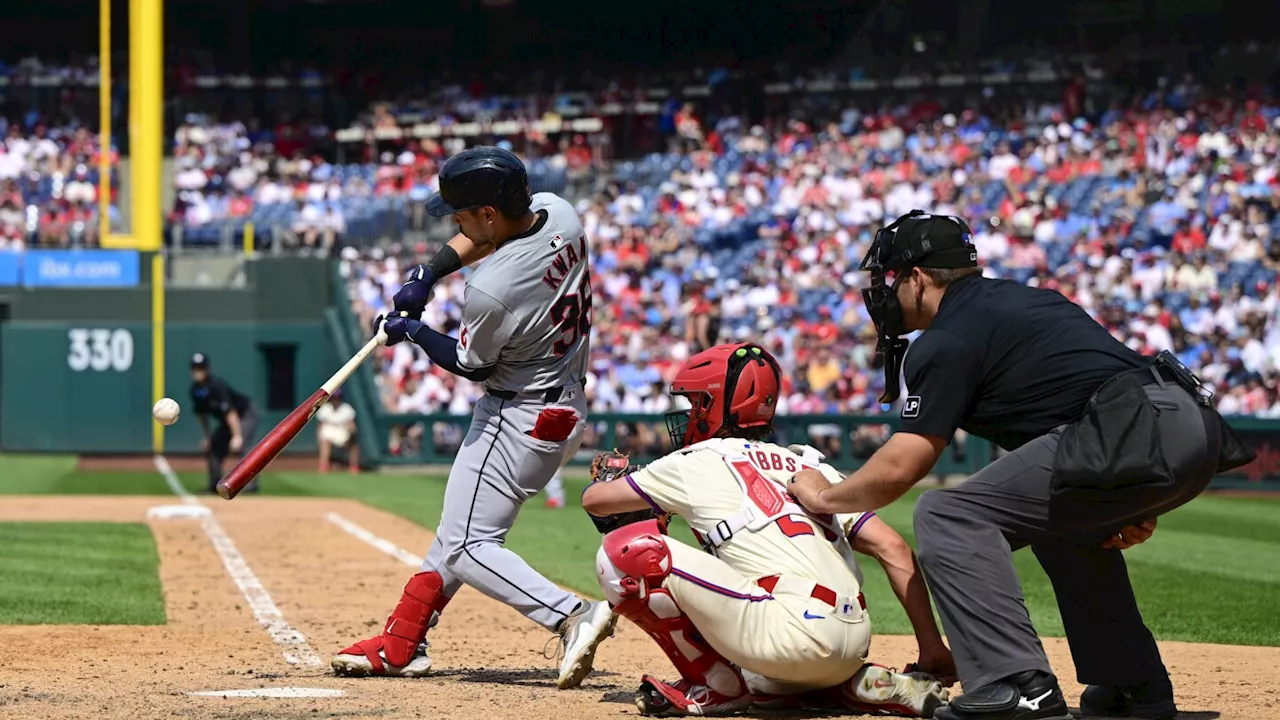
[1080,675,1177,719]
[935,670,1071,720]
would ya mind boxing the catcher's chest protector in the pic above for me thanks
[701,451,841,551]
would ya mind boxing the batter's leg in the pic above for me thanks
[427,395,614,689]
[426,397,583,630]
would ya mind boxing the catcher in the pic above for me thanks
[581,342,955,717]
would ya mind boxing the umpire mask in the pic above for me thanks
[860,210,978,405]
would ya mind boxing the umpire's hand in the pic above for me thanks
[1103,518,1157,550]
[788,468,833,513]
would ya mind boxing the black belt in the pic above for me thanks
[489,379,583,403]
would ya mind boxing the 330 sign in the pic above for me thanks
[67,328,134,372]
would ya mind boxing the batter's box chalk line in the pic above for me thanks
[185,687,346,699]
[325,512,423,567]
[147,504,212,519]
[153,454,325,669]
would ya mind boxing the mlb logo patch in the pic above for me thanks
[902,396,921,418]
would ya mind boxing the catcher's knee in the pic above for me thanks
[597,527,743,695]
[596,518,671,605]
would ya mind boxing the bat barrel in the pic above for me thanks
[216,388,331,499]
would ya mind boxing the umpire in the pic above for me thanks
[189,352,260,494]
[788,210,1254,720]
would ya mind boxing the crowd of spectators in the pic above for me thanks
[340,68,1280,462]
[0,118,117,248]
[8,52,1280,442]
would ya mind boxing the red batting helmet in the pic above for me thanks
[665,342,782,449]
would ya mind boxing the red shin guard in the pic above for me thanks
[380,571,448,667]
[599,521,743,697]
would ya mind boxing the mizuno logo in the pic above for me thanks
[802,610,824,620]
[1018,689,1054,711]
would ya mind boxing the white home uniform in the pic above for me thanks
[601,438,875,691]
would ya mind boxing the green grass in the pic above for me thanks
[0,522,166,625]
[1,453,1277,645]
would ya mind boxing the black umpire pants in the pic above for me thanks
[913,373,1221,692]
[207,407,260,492]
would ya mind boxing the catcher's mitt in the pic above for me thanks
[587,449,658,534]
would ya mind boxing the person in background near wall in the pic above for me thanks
[318,389,360,473]
[190,352,260,494]
[544,466,566,508]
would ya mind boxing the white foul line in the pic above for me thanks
[153,455,324,668]
[325,512,422,568]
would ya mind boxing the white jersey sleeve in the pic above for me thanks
[623,450,693,517]
[456,286,519,373]
[814,462,876,542]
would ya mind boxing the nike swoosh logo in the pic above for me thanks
[803,610,825,620]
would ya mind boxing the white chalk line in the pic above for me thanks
[153,455,324,668]
[325,512,422,568]
[186,687,345,699]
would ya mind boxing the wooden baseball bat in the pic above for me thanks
[216,322,389,500]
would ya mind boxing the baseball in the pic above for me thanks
[152,397,181,426]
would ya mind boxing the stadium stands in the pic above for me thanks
[6,53,1279,423]
[341,76,1280,422]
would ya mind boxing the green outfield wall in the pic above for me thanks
[0,254,334,454]
[0,321,334,453]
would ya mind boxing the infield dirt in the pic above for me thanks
[0,496,1272,720]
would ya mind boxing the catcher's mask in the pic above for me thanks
[665,342,781,449]
[861,209,977,404]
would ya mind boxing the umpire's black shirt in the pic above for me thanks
[900,274,1146,451]
[190,376,253,425]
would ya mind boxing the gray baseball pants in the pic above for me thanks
[913,376,1221,692]
[419,389,588,631]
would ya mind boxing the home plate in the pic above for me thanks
[186,687,345,699]
[148,504,211,520]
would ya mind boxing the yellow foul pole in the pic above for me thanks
[131,0,162,253]
[127,0,166,451]
[152,253,166,452]
[98,0,112,243]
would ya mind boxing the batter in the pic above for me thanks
[331,146,615,689]
[581,342,954,717]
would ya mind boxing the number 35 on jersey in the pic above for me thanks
[543,234,592,357]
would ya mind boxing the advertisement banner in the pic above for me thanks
[21,250,140,287]
[0,251,20,286]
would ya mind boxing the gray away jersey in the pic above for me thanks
[456,192,591,394]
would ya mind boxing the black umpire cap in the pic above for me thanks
[425,145,532,218]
